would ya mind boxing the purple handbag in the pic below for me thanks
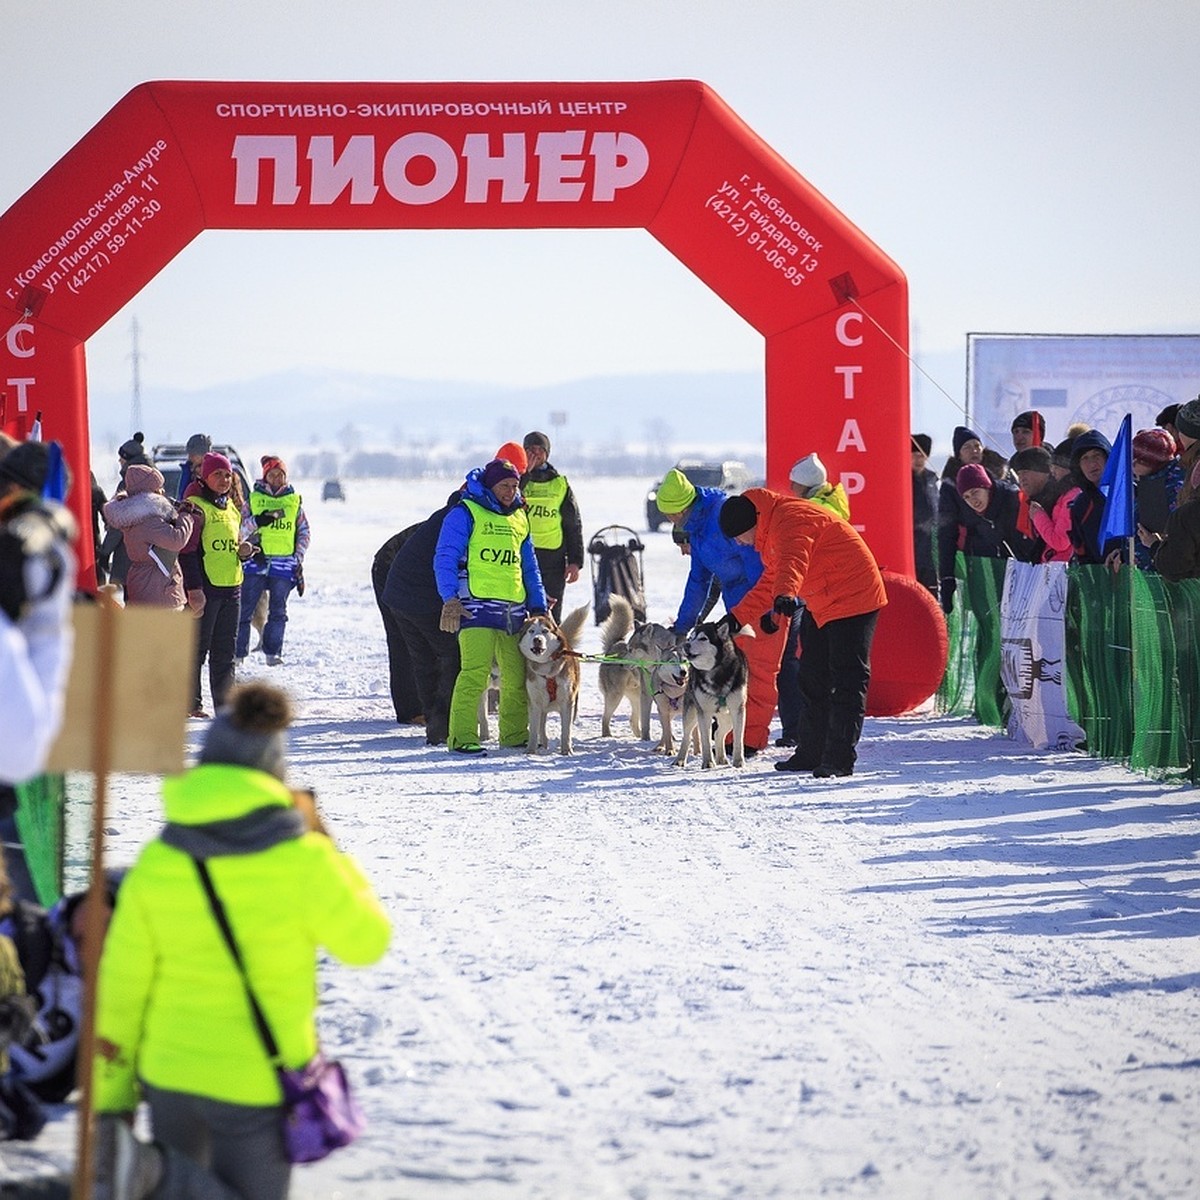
[278,1050,365,1163]
[194,859,366,1164]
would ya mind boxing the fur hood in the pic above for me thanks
[102,489,177,530]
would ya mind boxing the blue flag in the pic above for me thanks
[1097,413,1133,549]
[42,441,69,502]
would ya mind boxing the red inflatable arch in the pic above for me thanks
[0,80,942,709]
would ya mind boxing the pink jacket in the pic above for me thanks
[103,465,195,608]
[1029,485,1080,562]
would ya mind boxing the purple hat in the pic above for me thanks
[956,463,993,496]
[481,458,520,491]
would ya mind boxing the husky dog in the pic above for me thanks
[644,643,696,756]
[598,596,681,748]
[518,603,590,755]
[674,612,754,769]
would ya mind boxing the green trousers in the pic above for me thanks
[448,626,528,749]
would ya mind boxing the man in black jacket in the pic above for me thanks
[519,431,583,623]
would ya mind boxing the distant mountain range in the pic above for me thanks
[89,365,767,456]
[87,351,971,471]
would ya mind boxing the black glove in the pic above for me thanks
[294,563,305,596]
[772,595,799,618]
[760,612,779,635]
[940,577,956,616]
[254,509,284,527]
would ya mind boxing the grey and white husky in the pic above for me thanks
[598,595,689,752]
[674,612,754,769]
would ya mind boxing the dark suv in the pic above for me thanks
[151,442,251,501]
[645,459,753,531]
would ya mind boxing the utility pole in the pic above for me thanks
[129,315,144,432]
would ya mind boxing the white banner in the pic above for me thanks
[999,561,1086,751]
[967,333,1200,452]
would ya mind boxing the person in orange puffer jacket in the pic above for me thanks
[719,488,887,779]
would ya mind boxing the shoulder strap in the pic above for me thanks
[192,857,281,1065]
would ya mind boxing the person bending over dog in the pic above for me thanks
[719,491,886,779]
[655,468,777,756]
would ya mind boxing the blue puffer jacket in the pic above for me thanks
[674,487,764,631]
[434,468,548,630]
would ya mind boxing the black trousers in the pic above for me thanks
[393,606,460,745]
[795,607,880,774]
[193,588,240,713]
[775,610,804,741]
[535,549,566,623]
[371,563,422,723]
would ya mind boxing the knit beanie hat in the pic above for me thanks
[1052,437,1076,470]
[495,441,529,475]
[199,682,292,780]
[200,451,232,480]
[118,431,147,462]
[788,452,827,491]
[124,464,165,495]
[260,455,287,478]
[911,433,932,456]
[718,494,758,538]
[0,439,51,492]
[1131,428,1176,470]
[655,468,697,514]
[1009,446,1052,476]
[1011,410,1045,445]
[185,433,212,456]
[1174,398,1200,441]
[956,463,993,496]
[1156,403,1180,430]
[481,457,520,491]
[523,430,551,456]
[952,426,982,457]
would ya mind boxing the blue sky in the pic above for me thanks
[3,0,1198,409]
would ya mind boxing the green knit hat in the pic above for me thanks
[655,468,697,514]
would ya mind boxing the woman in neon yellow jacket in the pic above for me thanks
[92,683,391,1199]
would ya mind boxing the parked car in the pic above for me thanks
[322,478,346,502]
[150,442,250,501]
[645,459,753,531]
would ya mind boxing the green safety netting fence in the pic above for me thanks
[938,554,1200,784]
[13,772,66,906]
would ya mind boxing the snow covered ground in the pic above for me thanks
[5,476,1199,1199]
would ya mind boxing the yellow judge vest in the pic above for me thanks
[522,475,568,551]
[250,490,301,557]
[462,499,528,603]
[191,495,243,587]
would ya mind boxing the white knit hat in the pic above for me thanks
[788,452,827,491]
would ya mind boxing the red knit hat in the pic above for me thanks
[201,451,232,480]
[261,455,287,477]
[1131,428,1176,470]
[494,441,528,475]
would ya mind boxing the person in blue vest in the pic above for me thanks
[434,458,547,756]
[236,456,310,667]
[519,431,583,623]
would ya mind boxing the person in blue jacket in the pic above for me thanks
[433,458,548,755]
[655,468,779,754]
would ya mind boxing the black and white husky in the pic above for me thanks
[674,612,754,769]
